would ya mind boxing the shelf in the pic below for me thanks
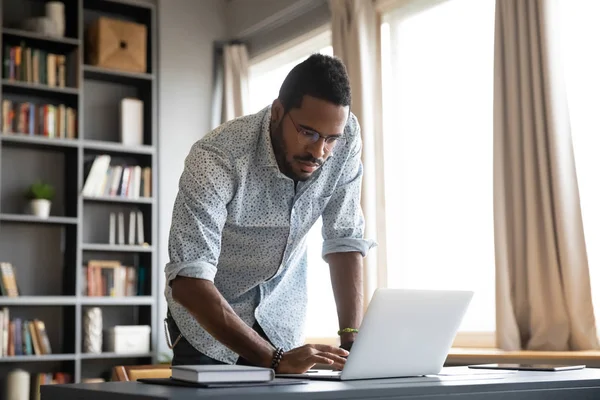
[83,65,153,86]
[2,79,79,97]
[1,134,79,150]
[0,296,77,305]
[81,244,153,253]
[83,140,154,155]
[3,28,80,47]
[80,296,154,306]
[0,0,158,384]
[82,195,153,205]
[80,352,153,360]
[0,354,76,362]
[0,214,78,225]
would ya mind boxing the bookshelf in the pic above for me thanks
[0,0,158,388]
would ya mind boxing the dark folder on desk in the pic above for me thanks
[138,377,307,388]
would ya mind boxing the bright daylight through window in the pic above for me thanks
[248,31,336,339]
[558,0,600,336]
[380,0,496,334]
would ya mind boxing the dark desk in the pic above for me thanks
[41,367,600,400]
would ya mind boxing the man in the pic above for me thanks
[164,54,375,374]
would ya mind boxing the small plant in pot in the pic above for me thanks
[26,181,55,219]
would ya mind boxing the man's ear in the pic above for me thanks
[271,99,284,125]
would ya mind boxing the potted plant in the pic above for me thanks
[25,180,55,219]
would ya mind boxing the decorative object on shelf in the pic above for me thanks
[83,307,103,353]
[6,368,29,400]
[104,325,151,354]
[86,17,147,73]
[25,180,55,219]
[120,98,143,146]
[45,1,66,37]
[20,17,59,36]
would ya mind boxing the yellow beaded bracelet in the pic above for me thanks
[338,328,359,335]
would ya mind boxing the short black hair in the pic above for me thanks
[278,53,351,112]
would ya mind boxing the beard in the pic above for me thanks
[271,123,311,182]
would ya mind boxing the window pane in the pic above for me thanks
[382,0,496,332]
[248,45,338,338]
[558,0,600,335]
[248,46,333,113]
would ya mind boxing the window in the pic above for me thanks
[558,0,600,334]
[380,0,496,334]
[247,28,338,340]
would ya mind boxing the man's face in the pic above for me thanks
[271,95,349,182]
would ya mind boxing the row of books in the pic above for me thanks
[83,260,146,297]
[0,308,52,357]
[1,100,77,138]
[83,155,152,199]
[4,44,68,87]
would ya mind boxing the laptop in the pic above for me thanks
[278,288,473,381]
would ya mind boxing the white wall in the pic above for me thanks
[157,0,227,357]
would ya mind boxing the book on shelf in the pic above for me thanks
[82,154,152,199]
[0,308,52,357]
[0,262,19,297]
[3,42,69,88]
[110,211,145,246]
[1,99,77,138]
[83,260,143,297]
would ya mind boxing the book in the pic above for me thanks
[170,365,274,384]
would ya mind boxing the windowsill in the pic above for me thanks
[447,347,600,367]
[305,336,339,346]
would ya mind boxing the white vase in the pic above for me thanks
[6,369,29,400]
[30,199,51,219]
[83,307,103,353]
[45,1,65,37]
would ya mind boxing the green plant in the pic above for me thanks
[25,181,55,201]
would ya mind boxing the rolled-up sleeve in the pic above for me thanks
[321,120,377,259]
[165,142,236,284]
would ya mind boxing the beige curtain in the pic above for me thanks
[222,43,250,122]
[330,0,387,307]
[494,0,598,351]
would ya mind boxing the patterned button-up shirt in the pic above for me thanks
[164,105,375,364]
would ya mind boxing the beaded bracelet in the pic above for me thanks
[271,347,284,370]
[338,328,359,335]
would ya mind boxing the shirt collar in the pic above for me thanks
[257,106,279,168]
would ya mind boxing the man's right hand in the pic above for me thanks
[276,344,349,373]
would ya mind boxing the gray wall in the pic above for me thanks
[157,0,227,357]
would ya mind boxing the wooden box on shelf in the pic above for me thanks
[86,17,147,73]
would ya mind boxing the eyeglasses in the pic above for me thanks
[287,113,346,153]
